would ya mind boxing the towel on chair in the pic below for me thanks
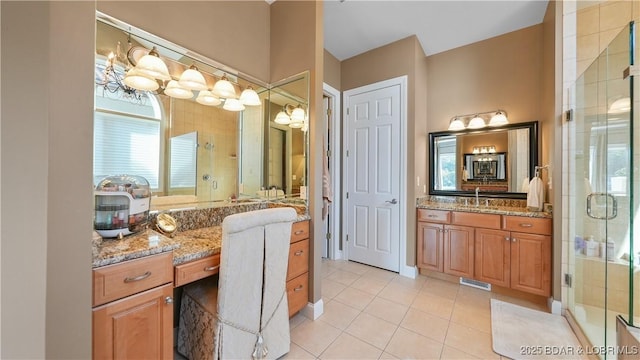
[526,176,544,211]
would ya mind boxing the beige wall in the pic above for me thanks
[341,35,426,268]
[323,50,341,91]
[2,1,96,358]
[1,1,323,357]
[97,1,271,82]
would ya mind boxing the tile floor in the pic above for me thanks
[174,258,552,360]
[285,258,550,360]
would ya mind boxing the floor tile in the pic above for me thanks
[439,345,481,359]
[350,276,390,296]
[444,322,500,360]
[388,273,427,290]
[321,278,347,300]
[326,269,361,286]
[378,352,399,359]
[334,260,373,275]
[290,312,308,330]
[385,327,443,360]
[363,297,409,325]
[411,291,455,320]
[450,300,492,334]
[345,312,398,350]
[400,307,450,343]
[283,343,317,359]
[377,282,419,306]
[421,277,460,300]
[361,267,398,282]
[319,332,382,360]
[318,299,360,330]
[333,287,375,311]
[290,317,342,357]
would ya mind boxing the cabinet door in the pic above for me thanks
[444,225,474,278]
[510,232,551,296]
[474,228,510,287]
[93,284,173,360]
[417,222,443,272]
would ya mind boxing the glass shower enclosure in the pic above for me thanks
[566,21,638,359]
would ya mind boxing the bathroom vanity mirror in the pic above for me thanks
[94,14,308,211]
[429,121,538,198]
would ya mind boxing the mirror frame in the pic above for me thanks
[428,121,538,199]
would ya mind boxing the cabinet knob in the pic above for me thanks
[512,238,517,242]
[165,296,173,304]
[505,236,510,241]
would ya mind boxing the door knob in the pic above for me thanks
[385,199,398,204]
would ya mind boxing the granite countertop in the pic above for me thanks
[93,216,311,268]
[417,201,552,219]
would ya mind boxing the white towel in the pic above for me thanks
[521,176,530,193]
[527,177,544,211]
[462,168,469,182]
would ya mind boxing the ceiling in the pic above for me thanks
[323,0,550,61]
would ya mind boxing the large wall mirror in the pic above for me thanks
[429,121,538,198]
[94,14,308,210]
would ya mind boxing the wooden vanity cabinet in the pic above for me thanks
[416,209,474,278]
[92,252,174,360]
[417,209,552,297]
[287,220,310,317]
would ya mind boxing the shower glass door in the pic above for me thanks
[567,22,637,359]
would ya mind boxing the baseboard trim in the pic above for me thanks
[400,265,417,279]
[301,298,324,320]
[548,298,562,315]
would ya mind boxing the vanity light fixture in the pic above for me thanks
[447,110,509,131]
[274,110,291,125]
[134,46,172,81]
[164,80,193,99]
[489,110,509,126]
[212,74,237,99]
[472,146,480,154]
[239,85,261,106]
[467,114,486,129]
[123,67,160,91]
[448,117,466,131]
[196,90,222,106]
[223,98,245,112]
[289,105,306,128]
[178,65,208,91]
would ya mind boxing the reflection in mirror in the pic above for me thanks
[430,121,538,198]
[94,14,275,210]
[261,73,309,201]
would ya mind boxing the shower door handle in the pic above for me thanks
[586,193,617,220]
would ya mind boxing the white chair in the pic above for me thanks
[177,207,297,360]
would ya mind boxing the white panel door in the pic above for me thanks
[345,83,401,271]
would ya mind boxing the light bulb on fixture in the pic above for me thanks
[178,65,208,91]
[212,74,237,98]
[274,111,291,125]
[164,80,193,99]
[134,47,172,81]
[196,90,221,106]
[123,67,159,91]
[223,98,245,111]
[448,117,465,131]
[489,110,508,126]
[239,85,261,106]
[291,106,306,123]
[467,115,486,129]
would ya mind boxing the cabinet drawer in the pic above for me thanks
[174,254,221,287]
[93,252,173,307]
[417,209,450,223]
[291,220,310,243]
[287,273,308,317]
[452,211,501,229]
[287,239,309,281]
[502,216,552,235]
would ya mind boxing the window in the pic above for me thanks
[94,85,163,190]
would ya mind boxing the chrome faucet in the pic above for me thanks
[475,187,480,207]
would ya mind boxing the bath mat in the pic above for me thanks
[491,299,585,359]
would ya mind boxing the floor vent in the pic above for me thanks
[460,277,491,291]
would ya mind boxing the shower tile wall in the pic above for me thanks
[170,98,239,202]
